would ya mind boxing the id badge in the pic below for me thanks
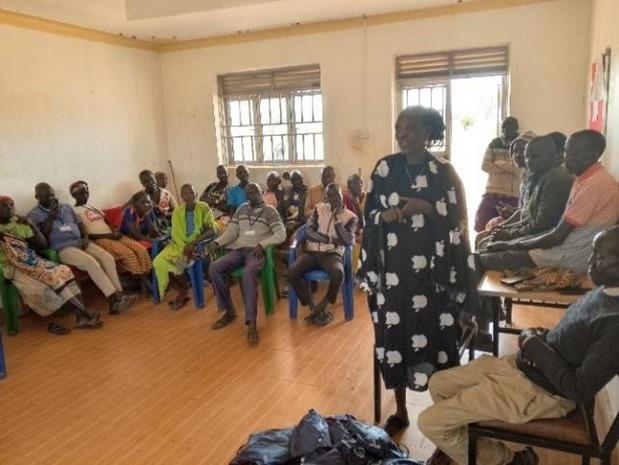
[59,225,73,232]
[244,230,256,236]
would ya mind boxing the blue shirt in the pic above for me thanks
[27,203,82,251]
[227,185,247,210]
[186,211,195,236]
[120,207,157,236]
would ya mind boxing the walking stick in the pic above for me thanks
[167,160,180,202]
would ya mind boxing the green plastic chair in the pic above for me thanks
[0,265,20,336]
[229,244,279,316]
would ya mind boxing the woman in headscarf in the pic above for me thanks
[358,106,478,436]
[0,196,102,333]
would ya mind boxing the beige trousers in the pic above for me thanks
[58,243,123,298]
[417,355,575,465]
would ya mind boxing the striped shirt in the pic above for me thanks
[215,202,286,250]
[529,163,619,275]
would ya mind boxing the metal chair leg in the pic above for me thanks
[468,428,478,465]
[373,352,381,424]
[492,297,501,357]
[505,298,513,325]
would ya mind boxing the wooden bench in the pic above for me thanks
[477,271,592,356]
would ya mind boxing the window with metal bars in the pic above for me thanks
[396,46,509,157]
[218,65,324,165]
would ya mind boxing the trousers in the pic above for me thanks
[209,248,265,323]
[59,243,122,297]
[417,355,574,465]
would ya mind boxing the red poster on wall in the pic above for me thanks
[589,48,611,134]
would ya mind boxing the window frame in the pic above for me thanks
[218,67,324,167]
[395,46,510,158]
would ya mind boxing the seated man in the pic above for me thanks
[152,184,217,310]
[283,170,308,235]
[262,171,286,220]
[287,184,357,326]
[480,130,619,276]
[227,164,250,214]
[418,226,619,465]
[0,196,102,333]
[304,165,336,220]
[478,135,573,248]
[28,183,135,314]
[343,174,366,270]
[120,192,161,242]
[208,182,286,344]
[200,164,231,224]
[71,181,152,291]
[547,131,567,166]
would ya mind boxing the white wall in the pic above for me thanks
[0,25,168,212]
[161,0,591,191]
[589,0,619,417]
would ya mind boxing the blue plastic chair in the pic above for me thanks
[151,237,213,309]
[287,224,354,320]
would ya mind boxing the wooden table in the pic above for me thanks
[478,271,591,356]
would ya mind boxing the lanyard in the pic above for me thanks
[248,206,265,227]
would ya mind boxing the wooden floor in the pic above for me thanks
[0,286,590,464]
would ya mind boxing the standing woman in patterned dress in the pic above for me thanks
[358,106,478,436]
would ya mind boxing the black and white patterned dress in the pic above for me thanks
[358,152,478,391]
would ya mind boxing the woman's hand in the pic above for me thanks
[401,198,432,218]
[381,208,402,224]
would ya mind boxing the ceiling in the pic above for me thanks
[0,0,481,41]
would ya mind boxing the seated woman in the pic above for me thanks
[139,170,176,232]
[120,192,161,243]
[0,196,102,333]
[153,184,218,310]
[71,181,152,291]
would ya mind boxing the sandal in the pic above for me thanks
[75,317,104,330]
[48,322,71,335]
[212,311,236,329]
[310,310,333,327]
[247,327,259,345]
[110,294,137,315]
[383,414,410,437]
[168,296,190,311]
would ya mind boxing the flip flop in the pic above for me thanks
[168,296,190,311]
[75,319,104,330]
[48,322,71,335]
[383,414,410,437]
